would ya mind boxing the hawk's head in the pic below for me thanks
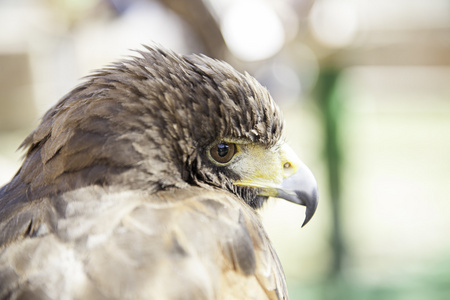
[14,47,318,226]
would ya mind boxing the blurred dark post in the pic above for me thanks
[0,53,36,130]
[157,0,229,61]
[315,68,345,297]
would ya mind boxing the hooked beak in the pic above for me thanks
[232,143,318,227]
[274,159,318,227]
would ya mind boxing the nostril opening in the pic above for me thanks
[283,162,291,169]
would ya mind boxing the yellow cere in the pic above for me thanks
[230,142,301,195]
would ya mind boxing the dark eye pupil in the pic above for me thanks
[217,143,229,157]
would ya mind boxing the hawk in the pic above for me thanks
[0,47,318,300]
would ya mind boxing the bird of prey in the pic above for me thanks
[0,47,318,300]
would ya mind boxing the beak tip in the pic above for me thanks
[299,187,319,228]
[275,177,319,228]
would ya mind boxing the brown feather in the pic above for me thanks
[0,187,287,299]
[0,46,288,299]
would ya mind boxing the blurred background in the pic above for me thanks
[1,0,450,299]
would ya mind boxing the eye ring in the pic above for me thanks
[209,142,237,164]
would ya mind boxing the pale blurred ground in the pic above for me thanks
[1,0,450,299]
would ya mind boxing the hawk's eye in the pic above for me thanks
[210,142,236,164]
